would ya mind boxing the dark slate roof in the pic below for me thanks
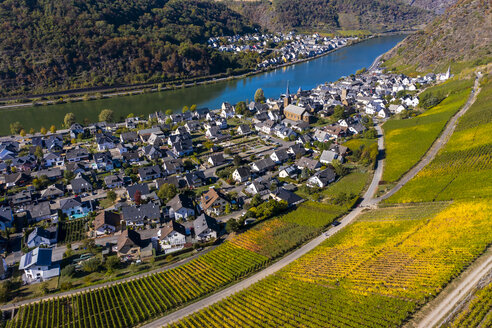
[59,197,82,210]
[138,165,162,179]
[26,201,52,219]
[121,203,161,222]
[19,247,52,269]
[272,188,303,206]
[194,213,219,236]
[126,184,150,200]
[167,194,194,211]
[27,227,57,244]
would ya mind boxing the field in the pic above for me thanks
[58,219,88,244]
[230,202,346,258]
[382,78,473,183]
[387,75,492,203]
[166,201,492,327]
[5,243,268,328]
[446,282,492,328]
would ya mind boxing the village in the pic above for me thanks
[208,32,354,68]
[0,63,451,296]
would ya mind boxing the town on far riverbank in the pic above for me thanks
[0,34,406,135]
[0,49,450,305]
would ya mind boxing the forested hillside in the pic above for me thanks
[401,0,457,14]
[383,0,492,73]
[225,0,432,32]
[0,0,256,97]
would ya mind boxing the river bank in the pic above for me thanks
[0,34,406,135]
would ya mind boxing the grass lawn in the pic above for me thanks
[387,74,492,203]
[382,77,473,183]
[321,170,369,200]
[343,138,376,153]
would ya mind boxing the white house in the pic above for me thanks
[26,227,57,248]
[157,221,187,254]
[167,194,195,220]
[194,214,219,242]
[232,167,251,183]
[279,166,298,179]
[19,247,60,282]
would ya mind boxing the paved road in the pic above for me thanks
[377,75,481,202]
[0,246,217,311]
[140,124,386,328]
[417,256,492,328]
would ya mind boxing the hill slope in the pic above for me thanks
[0,0,255,97]
[383,0,492,73]
[225,0,433,32]
[401,0,458,14]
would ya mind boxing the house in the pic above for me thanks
[388,104,407,114]
[11,190,33,207]
[279,166,298,179]
[141,145,162,161]
[208,154,226,167]
[182,171,206,188]
[116,230,153,260]
[59,197,92,219]
[120,131,139,143]
[245,179,270,196]
[200,188,229,216]
[65,162,86,174]
[194,213,219,242]
[91,151,114,171]
[0,207,13,231]
[270,149,289,164]
[320,150,342,164]
[66,147,90,162]
[377,107,391,119]
[104,175,123,189]
[270,188,304,207]
[121,203,161,226]
[295,157,319,172]
[43,152,64,167]
[94,210,121,236]
[70,174,93,194]
[40,184,64,200]
[95,134,115,151]
[167,194,195,220]
[348,123,367,135]
[307,168,337,188]
[122,151,140,163]
[19,247,59,281]
[26,202,54,222]
[237,124,252,135]
[232,167,251,183]
[126,184,150,201]
[69,123,85,139]
[251,158,275,173]
[5,172,30,188]
[288,144,306,158]
[138,127,162,142]
[157,221,187,254]
[26,227,58,248]
[162,158,184,175]
[31,168,63,181]
[138,165,162,182]
[205,126,223,140]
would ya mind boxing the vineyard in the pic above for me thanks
[167,200,492,327]
[230,202,345,258]
[58,219,88,244]
[447,282,492,328]
[5,243,268,328]
[382,77,473,183]
[387,75,492,203]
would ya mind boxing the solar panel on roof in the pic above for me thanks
[24,251,32,266]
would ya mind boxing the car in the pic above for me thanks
[332,221,341,226]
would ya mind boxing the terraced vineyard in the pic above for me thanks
[167,201,492,327]
[446,282,492,328]
[382,78,473,183]
[387,75,492,203]
[5,243,268,328]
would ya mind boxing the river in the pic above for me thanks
[0,34,405,135]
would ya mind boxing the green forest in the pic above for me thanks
[0,0,257,96]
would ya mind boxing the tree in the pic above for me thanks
[235,101,247,115]
[40,127,47,135]
[29,128,35,135]
[225,219,239,233]
[225,203,231,214]
[64,113,76,127]
[50,125,56,133]
[82,239,97,254]
[157,183,178,201]
[182,106,189,113]
[104,256,120,274]
[331,159,349,177]
[127,113,134,118]
[190,104,197,112]
[165,109,173,116]
[39,282,49,295]
[203,141,214,151]
[61,264,75,277]
[10,122,23,135]
[82,257,101,273]
[254,88,266,103]
[99,109,114,122]
[233,155,242,167]
[332,105,347,121]
[107,190,117,202]
[0,281,11,302]
[20,129,26,137]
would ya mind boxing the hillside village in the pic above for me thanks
[208,32,354,68]
[0,64,448,291]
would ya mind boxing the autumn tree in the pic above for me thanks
[254,88,266,103]
[99,109,114,122]
[64,113,76,127]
